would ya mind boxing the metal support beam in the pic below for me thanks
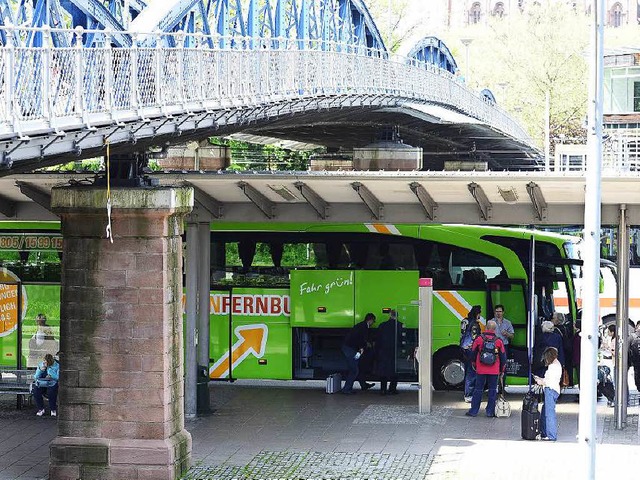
[467,182,492,220]
[615,204,629,428]
[409,182,437,220]
[197,221,211,415]
[0,194,16,217]
[237,181,276,219]
[15,181,51,212]
[351,182,384,220]
[294,181,330,219]
[526,182,548,221]
[184,221,198,419]
[193,186,224,218]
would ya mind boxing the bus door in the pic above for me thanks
[208,287,292,381]
[487,279,529,380]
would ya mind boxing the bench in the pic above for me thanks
[0,369,35,408]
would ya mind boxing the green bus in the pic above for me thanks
[0,221,580,389]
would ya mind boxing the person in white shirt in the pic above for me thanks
[534,347,562,441]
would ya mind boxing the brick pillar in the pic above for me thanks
[49,186,193,480]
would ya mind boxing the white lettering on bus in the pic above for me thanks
[210,294,290,317]
[324,275,353,295]
[299,282,322,295]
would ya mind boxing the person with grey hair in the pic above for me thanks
[375,310,403,395]
[533,320,565,377]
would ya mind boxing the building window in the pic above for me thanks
[634,82,640,112]
[611,3,623,27]
[469,2,482,24]
[493,2,505,17]
[558,153,586,172]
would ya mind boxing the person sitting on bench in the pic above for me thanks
[33,353,59,417]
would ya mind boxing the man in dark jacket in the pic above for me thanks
[341,313,376,394]
[375,310,403,395]
[465,320,507,418]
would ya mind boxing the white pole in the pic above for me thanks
[545,90,551,172]
[461,39,472,82]
[579,0,604,477]
[418,278,433,414]
[615,204,629,428]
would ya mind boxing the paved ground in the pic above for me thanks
[1,382,639,479]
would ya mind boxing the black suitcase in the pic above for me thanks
[521,390,541,440]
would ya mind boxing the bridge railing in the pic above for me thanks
[0,26,532,145]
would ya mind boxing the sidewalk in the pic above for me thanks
[0,382,638,479]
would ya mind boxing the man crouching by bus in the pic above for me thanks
[341,313,376,394]
[465,320,507,418]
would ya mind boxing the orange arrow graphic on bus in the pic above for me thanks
[209,324,269,379]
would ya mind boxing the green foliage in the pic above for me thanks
[225,242,316,268]
[44,159,103,172]
[209,137,319,171]
[365,0,421,52]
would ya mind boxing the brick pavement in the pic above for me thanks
[1,383,639,479]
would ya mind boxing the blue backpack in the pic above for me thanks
[460,319,479,350]
[479,334,499,365]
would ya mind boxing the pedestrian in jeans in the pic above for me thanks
[460,305,483,403]
[534,347,561,441]
[33,353,59,417]
[465,320,506,418]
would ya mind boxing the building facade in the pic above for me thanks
[554,49,640,172]
[443,0,639,28]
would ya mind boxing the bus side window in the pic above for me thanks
[347,242,368,269]
[269,242,284,270]
[238,241,256,273]
[327,242,350,269]
[387,243,417,270]
[462,268,487,289]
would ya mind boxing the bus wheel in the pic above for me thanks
[433,347,465,390]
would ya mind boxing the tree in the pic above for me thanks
[365,0,424,52]
[442,3,590,150]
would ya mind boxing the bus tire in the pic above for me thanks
[433,347,465,391]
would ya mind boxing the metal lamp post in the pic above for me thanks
[460,38,473,82]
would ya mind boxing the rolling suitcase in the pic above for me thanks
[326,373,342,394]
[521,390,541,440]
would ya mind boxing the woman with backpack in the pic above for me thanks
[460,305,483,403]
[465,320,507,418]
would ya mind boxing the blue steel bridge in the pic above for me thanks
[0,0,541,177]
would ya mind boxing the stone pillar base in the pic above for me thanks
[50,430,191,480]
